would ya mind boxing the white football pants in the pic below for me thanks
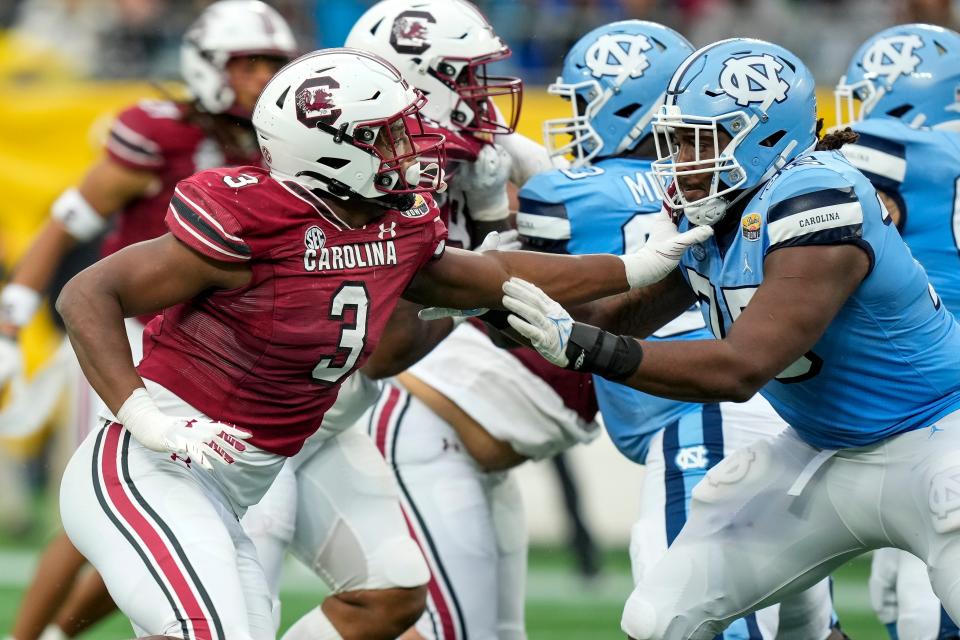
[367,382,528,640]
[632,396,836,640]
[622,410,960,639]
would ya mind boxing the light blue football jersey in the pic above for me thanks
[518,157,709,463]
[842,117,960,319]
[679,151,960,449]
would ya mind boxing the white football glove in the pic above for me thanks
[457,144,511,222]
[0,336,23,390]
[117,388,251,470]
[620,211,714,289]
[501,277,573,367]
[417,230,519,322]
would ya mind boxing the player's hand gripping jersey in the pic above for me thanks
[518,158,708,462]
[138,166,447,456]
[678,150,960,449]
[842,118,960,317]
[103,101,261,258]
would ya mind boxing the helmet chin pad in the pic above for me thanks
[684,197,729,226]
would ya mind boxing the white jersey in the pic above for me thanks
[407,322,599,460]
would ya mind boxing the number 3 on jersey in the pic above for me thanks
[312,283,369,385]
[685,268,822,383]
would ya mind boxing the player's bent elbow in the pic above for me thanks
[725,383,759,404]
[55,276,85,330]
[724,369,768,403]
[360,359,399,380]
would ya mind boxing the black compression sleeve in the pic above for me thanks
[564,323,643,381]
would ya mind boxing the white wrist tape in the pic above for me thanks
[116,387,168,452]
[51,188,108,242]
[0,284,41,327]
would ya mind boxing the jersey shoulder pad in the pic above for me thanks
[760,155,868,253]
[517,169,573,252]
[166,167,264,263]
[107,100,200,170]
[845,119,909,187]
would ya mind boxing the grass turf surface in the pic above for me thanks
[0,546,884,639]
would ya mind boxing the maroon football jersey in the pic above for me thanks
[102,100,261,259]
[137,166,447,456]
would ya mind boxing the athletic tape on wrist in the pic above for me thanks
[0,284,41,327]
[564,323,643,381]
[115,387,167,452]
[51,188,108,241]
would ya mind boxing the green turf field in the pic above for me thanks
[0,544,884,639]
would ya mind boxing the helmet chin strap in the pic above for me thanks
[684,184,751,226]
[684,198,730,226]
[686,140,809,226]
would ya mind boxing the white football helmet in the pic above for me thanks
[253,48,446,206]
[345,0,521,134]
[181,0,298,115]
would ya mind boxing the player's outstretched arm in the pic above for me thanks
[56,233,250,413]
[2,158,154,337]
[571,269,697,337]
[505,244,869,403]
[404,245,630,311]
[409,214,711,315]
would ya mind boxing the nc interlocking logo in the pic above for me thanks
[929,466,960,520]
[719,54,789,107]
[862,35,924,83]
[584,34,652,79]
[675,445,709,471]
[706,448,757,487]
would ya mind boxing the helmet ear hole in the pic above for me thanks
[759,130,786,148]
[613,103,642,119]
[317,157,350,169]
[886,104,913,118]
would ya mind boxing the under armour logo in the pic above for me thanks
[862,35,923,83]
[719,54,789,107]
[584,34,652,79]
[675,445,709,470]
[170,453,192,467]
[378,221,397,239]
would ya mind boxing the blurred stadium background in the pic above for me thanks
[2,0,956,637]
